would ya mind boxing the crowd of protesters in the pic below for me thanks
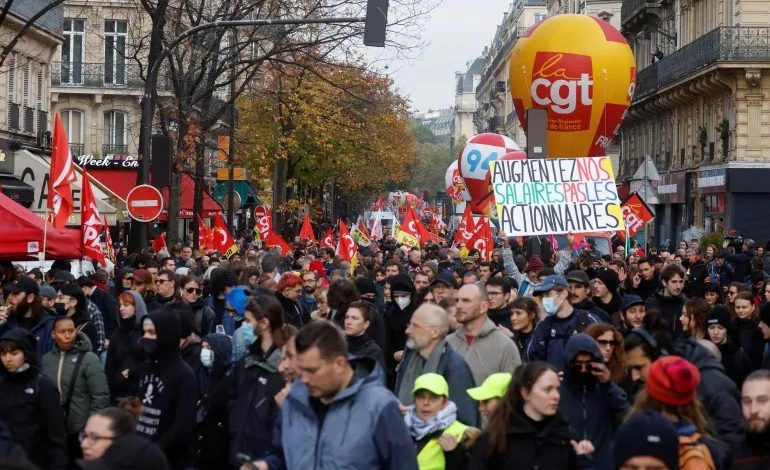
[0,227,768,470]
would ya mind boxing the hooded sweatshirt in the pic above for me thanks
[558,333,629,470]
[0,328,67,469]
[135,309,198,469]
[447,317,521,386]
[105,290,148,402]
[385,274,417,371]
[41,332,110,434]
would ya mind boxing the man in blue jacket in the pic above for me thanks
[258,320,417,470]
[559,333,629,470]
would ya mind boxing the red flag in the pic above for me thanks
[102,216,115,263]
[49,114,77,228]
[80,169,105,266]
[320,228,335,248]
[256,211,272,243]
[414,214,442,246]
[467,218,494,261]
[357,221,372,239]
[373,196,385,212]
[299,213,316,243]
[396,207,421,247]
[336,220,358,262]
[198,217,214,251]
[453,205,476,245]
[213,214,238,258]
[266,230,292,256]
[152,233,167,254]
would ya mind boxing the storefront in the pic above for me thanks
[726,164,770,242]
[654,172,686,247]
[697,167,726,234]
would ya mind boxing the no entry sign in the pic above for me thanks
[253,204,268,220]
[127,185,164,222]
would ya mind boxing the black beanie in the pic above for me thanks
[614,410,679,470]
[595,269,620,294]
[707,305,731,329]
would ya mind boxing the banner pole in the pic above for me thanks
[41,209,50,270]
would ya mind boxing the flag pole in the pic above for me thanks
[40,208,50,270]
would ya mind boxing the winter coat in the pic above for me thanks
[675,338,745,450]
[347,333,386,370]
[559,334,629,470]
[193,333,232,469]
[715,338,753,387]
[263,356,418,470]
[732,429,770,470]
[722,249,754,282]
[226,341,284,466]
[395,342,480,427]
[41,333,110,434]
[593,294,622,322]
[187,298,216,336]
[197,333,232,398]
[684,259,709,299]
[276,292,311,329]
[415,420,470,470]
[526,308,599,370]
[104,291,148,402]
[730,317,765,370]
[0,328,67,470]
[469,408,583,470]
[447,318,521,386]
[90,286,119,339]
[0,309,55,363]
[385,274,418,371]
[573,298,611,323]
[135,309,198,469]
[67,308,99,354]
[645,290,688,338]
[630,273,660,301]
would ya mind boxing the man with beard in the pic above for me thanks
[299,271,318,313]
[0,277,54,362]
[733,370,770,469]
[619,295,647,334]
[565,270,608,322]
[684,248,708,299]
[645,264,688,338]
[559,333,629,470]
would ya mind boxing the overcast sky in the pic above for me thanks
[384,0,512,112]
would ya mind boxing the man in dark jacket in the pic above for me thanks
[135,309,198,469]
[384,273,417,377]
[722,238,755,283]
[485,277,513,331]
[394,303,478,426]
[82,273,119,341]
[733,370,770,469]
[684,248,709,299]
[629,257,660,300]
[645,264,688,338]
[566,270,608,322]
[559,334,629,470]
[0,277,55,362]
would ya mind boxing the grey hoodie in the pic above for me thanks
[447,317,521,385]
[124,290,149,327]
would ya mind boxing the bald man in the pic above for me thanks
[447,284,521,385]
[394,304,479,426]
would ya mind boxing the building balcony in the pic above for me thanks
[621,0,665,28]
[633,26,770,103]
[70,143,85,156]
[103,144,129,155]
[52,62,173,91]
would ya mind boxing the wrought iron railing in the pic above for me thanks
[51,62,174,90]
[69,143,85,155]
[621,0,662,25]
[477,27,529,94]
[8,103,20,131]
[103,144,128,155]
[634,26,770,102]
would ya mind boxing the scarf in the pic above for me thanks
[397,340,447,405]
[404,401,457,442]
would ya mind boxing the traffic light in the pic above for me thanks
[364,0,388,47]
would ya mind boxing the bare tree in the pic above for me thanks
[0,0,67,67]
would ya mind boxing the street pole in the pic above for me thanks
[136,16,367,250]
[226,28,237,231]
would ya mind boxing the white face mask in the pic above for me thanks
[200,349,214,368]
[395,296,411,311]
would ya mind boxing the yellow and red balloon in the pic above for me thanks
[509,14,635,158]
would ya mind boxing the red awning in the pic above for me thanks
[89,170,222,220]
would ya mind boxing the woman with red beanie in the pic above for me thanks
[628,356,723,469]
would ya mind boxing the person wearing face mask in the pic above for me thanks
[526,275,599,370]
[135,309,198,469]
[0,328,67,469]
[385,274,417,381]
[558,333,629,470]
[192,332,232,468]
[105,291,147,403]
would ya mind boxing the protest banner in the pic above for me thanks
[491,156,624,236]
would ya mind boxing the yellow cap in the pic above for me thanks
[412,373,449,397]
[467,373,512,401]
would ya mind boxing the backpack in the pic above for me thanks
[678,432,717,470]
[542,309,592,361]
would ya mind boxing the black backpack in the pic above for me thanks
[541,309,592,362]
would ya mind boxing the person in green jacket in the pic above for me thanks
[42,316,110,463]
[404,373,479,470]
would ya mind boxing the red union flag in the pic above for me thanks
[467,217,494,261]
[49,114,77,228]
[299,213,316,243]
[80,170,105,266]
[256,211,272,243]
[620,192,654,238]
[453,205,476,245]
[320,228,335,248]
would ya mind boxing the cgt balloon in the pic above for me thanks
[509,14,636,158]
[458,133,519,216]
[445,160,470,203]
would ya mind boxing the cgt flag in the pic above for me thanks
[336,219,359,274]
[198,217,214,251]
[320,228,335,248]
[80,170,105,267]
[152,233,167,254]
[299,213,317,244]
[395,207,420,248]
[467,217,494,261]
[49,114,77,228]
[213,214,239,258]
[266,230,292,256]
[453,205,476,246]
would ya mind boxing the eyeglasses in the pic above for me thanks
[185,287,202,295]
[597,339,618,347]
[155,279,171,285]
[487,291,505,297]
[78,431,115,444]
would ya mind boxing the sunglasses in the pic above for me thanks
[155,279,171,285]
[597,339,618,347]
[124,276,134,281]
[185,287,202,295]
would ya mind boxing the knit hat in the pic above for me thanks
[646,356,700,407]
[225,286,250,320]
[132,269,153,285]
[759,303,770,327]
[595,269,619,294]
[525,255,545,273]
[707,305,731,329]
[467,372,512,401]
[354,277,378,297]
[614,410,679,470]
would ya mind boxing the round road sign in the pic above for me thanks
[253,204,268,220]
[126,185,164,222]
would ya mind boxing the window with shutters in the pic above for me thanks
[62,19,84,84]
[104,20,127,85]
[37,67,44,110]
[103,110,126,153]
[7,52,17,102]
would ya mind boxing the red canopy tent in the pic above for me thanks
[0,190,82,261]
